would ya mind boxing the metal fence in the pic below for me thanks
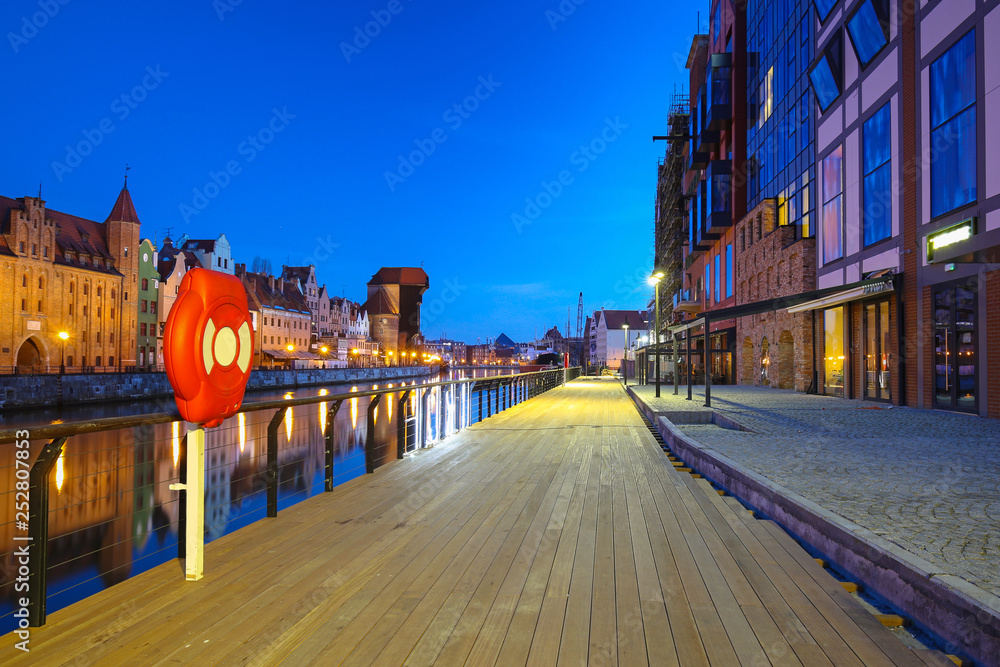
[0,366,580,629]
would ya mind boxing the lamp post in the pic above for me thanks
[320,345,329,369]
[58,331,69,374]
[622,323,630,386]
[647,271,664,397]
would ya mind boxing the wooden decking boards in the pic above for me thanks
[1,379,953,666]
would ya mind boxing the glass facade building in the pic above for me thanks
[745,0,815,238]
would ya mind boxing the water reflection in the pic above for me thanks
[0,367,519,633]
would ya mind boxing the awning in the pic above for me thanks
[787,275,895,313]
[262,349,294,359]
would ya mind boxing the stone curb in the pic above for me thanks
[627,386,1000,667]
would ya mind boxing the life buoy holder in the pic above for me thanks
[163,268,254,427]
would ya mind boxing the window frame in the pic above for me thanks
[809,31,844,112]
[846,0,890,69]
[862,103,892,247]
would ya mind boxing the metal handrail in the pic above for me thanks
[0,367,578,444]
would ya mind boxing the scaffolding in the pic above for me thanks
[653,90,689,328]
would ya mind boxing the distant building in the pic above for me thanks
[592,310,647,368]
[176,233,233,275]
[156,237,202,366]
[235,265,314,368]
[136,238,159,369]
[362,266,429,354]
[281,264,330,340]
[424,338,467,365]
[1,183,141,371]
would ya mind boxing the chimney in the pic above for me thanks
[278,277,284,293]
[269,275,275,291]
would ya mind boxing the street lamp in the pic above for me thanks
[622,322,630,386]
[58,330,69,374]
[648,271,664,398]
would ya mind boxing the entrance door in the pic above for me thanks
[934,284,977,412]
[864,300,891,400]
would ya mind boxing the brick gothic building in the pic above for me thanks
[362,267,428,355]
[734,201,816,391]
[1,185,141,371]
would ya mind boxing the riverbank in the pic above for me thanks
[0,366,437,412]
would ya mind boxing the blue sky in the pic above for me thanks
[3,0,698,343]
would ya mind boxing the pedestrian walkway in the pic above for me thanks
[1,379,950,665]
[629,383,1000,598]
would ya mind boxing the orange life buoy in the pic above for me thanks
[163,268,254,427]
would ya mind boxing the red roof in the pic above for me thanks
[368,266,428,287]
[106,185,141,224]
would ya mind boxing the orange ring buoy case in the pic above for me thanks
[163,268,254,428]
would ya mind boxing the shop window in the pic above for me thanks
[760,337,770,385]
[822,145,844,262]
[824,307,846,397]
[934,284,977,412]
[863,103,892,246]
[930,30,977,218]
[809,32,843,112]
[847,0,889,67]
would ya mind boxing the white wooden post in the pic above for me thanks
[170,425,205,581]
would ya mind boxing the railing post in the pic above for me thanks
[366,395,382,473]
[183,426,205,581]
[325,400,343,491]
[267,408,287,517]
[27,437,66,627]
[478,383,483,422]
[177,433,187,559]
[397,390,411,459]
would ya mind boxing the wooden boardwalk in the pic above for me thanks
[2,378,951,666]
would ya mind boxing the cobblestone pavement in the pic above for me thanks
[628,383,1000,596]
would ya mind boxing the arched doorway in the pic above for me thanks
[778,330,795,389]
[741,337,753,385]
[760,336,770,386]
[16,338,42,371]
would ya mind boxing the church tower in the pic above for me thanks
[105,178,142,368]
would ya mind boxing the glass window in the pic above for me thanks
[810,57,839,111]
[824,306,846,397]
[705,264,711,304]
[815,0,837,22]
[726,244,734,298]
[863,103,892,246]
[822,146,843,262]
[714,255,721,303]
[930,30,977,218]
[847,0,888,67]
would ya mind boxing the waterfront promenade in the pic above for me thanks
[2,379,949,665]
[628,384,1000,598]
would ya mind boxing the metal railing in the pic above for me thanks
[0,366,580,628]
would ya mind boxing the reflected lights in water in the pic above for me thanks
[172,421,180,468]
[351,386,358,429]
[239,412,246,452]
[284,405,294,441]
[55,449,65,492]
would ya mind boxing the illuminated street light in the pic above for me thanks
[648,270,664,397]
[58,330,70,374]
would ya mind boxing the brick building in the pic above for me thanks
[1,184,141,371]
[362,267,428,355]
[236,265,313,367]
[734,201,816,391]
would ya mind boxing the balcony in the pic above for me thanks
[705,160,732,234]
[696,127,720,154]
[688,149,711,171]
[706,53,732,131]
[673,288,702,313]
